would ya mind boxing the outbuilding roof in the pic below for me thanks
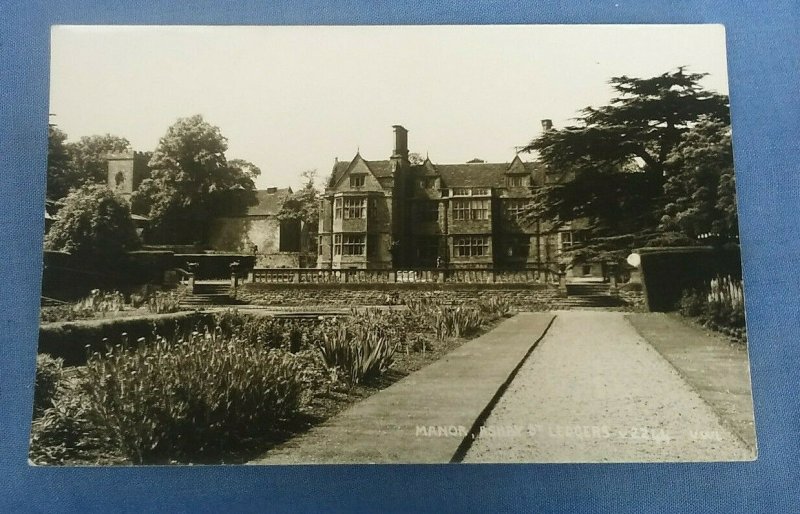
[244,188,294,216]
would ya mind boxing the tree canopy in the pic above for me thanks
[277,169,320,228]
[523,68,734,259]
[47,128,136,199]
[130,115,257,243]
[45,184,139,261]
[46,125,78,200]
[660,118,737,240]
[67,134,132,185]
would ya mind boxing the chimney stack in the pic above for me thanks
[541,119,553,131]
[392,125,409,160]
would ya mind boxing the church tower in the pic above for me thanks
[106,151,136,196]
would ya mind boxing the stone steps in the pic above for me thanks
[556,295,624,308]
[565,283,612,296]
[180,281,235,307]
[563,282,621,308]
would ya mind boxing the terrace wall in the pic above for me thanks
[237,282,563,309]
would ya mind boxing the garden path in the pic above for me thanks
[250,312,556,464]
[463,310,755,463]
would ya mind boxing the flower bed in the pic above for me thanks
[31,299,514,465]
[679,275,746,343]
[40,288,186,324]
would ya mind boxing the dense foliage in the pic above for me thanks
[83,331,307,464]
[130,115,258,243]
[31,298,513,464]
[679,275,746,342]
[661,119,738,239]
[46,126,79,200]
[33,354,64,415]
[67,134,133,185]
[277,169,320,228]
[523,68,734,260]
[316,311,397,385]
[44,185,140,262]
[46,128,137,199]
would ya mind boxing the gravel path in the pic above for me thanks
[463,310,754,463]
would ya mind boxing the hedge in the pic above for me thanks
[38,311,215,366]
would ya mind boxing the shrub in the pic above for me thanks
[33,354,64,414]
[145,290,183,314]
[316,316,396,385]
[40,304,95,323]
[74,289,126,316]
[81,330,308,464]
[706,275,745,328]
[213,310,318,351]
[44,184,139,261]
[432,307,484,341]
[477,296,512,320]
[30,371,120,465]
[679,289,705,317]
[678,275,746,340]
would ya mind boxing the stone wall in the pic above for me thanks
[208,216,281,254]
[237,283,562,309]
[237,282,644,311]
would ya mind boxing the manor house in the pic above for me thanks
[317,123,596,275]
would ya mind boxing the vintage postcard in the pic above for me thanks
[32,24,755,465]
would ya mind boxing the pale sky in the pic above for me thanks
[50,24,729,190]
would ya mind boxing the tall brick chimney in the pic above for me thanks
[541,119,554,131]
[392,125,409,160]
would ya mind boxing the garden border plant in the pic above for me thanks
[30,297,517,465]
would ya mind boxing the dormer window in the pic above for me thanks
[506,175,528,187]
[452,188,470,196]
[350,175,365,188]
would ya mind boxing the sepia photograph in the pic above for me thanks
[31,24,756,465]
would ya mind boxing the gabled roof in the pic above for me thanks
[244,188,293,216]
[364,160,393,178]
[328,153,395,188]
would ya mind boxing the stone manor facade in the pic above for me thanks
[317,123,596,274]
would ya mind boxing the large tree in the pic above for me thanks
[45,184,139,261]
[523,68,731,257]
[660,118,738,240]
[67,134,132,185]
[46,125,79,199]
[130,115,256,243]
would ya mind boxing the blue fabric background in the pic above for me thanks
[1,1,797,512]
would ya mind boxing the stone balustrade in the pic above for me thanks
[249,267,558,285]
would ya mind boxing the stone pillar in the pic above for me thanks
[292,271,300,283]
[186,261,199,293]
[608,262,619,291]
[558,263,567,296]
[229,261,241,292]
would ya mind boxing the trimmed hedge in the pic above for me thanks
[39,311,215,366]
